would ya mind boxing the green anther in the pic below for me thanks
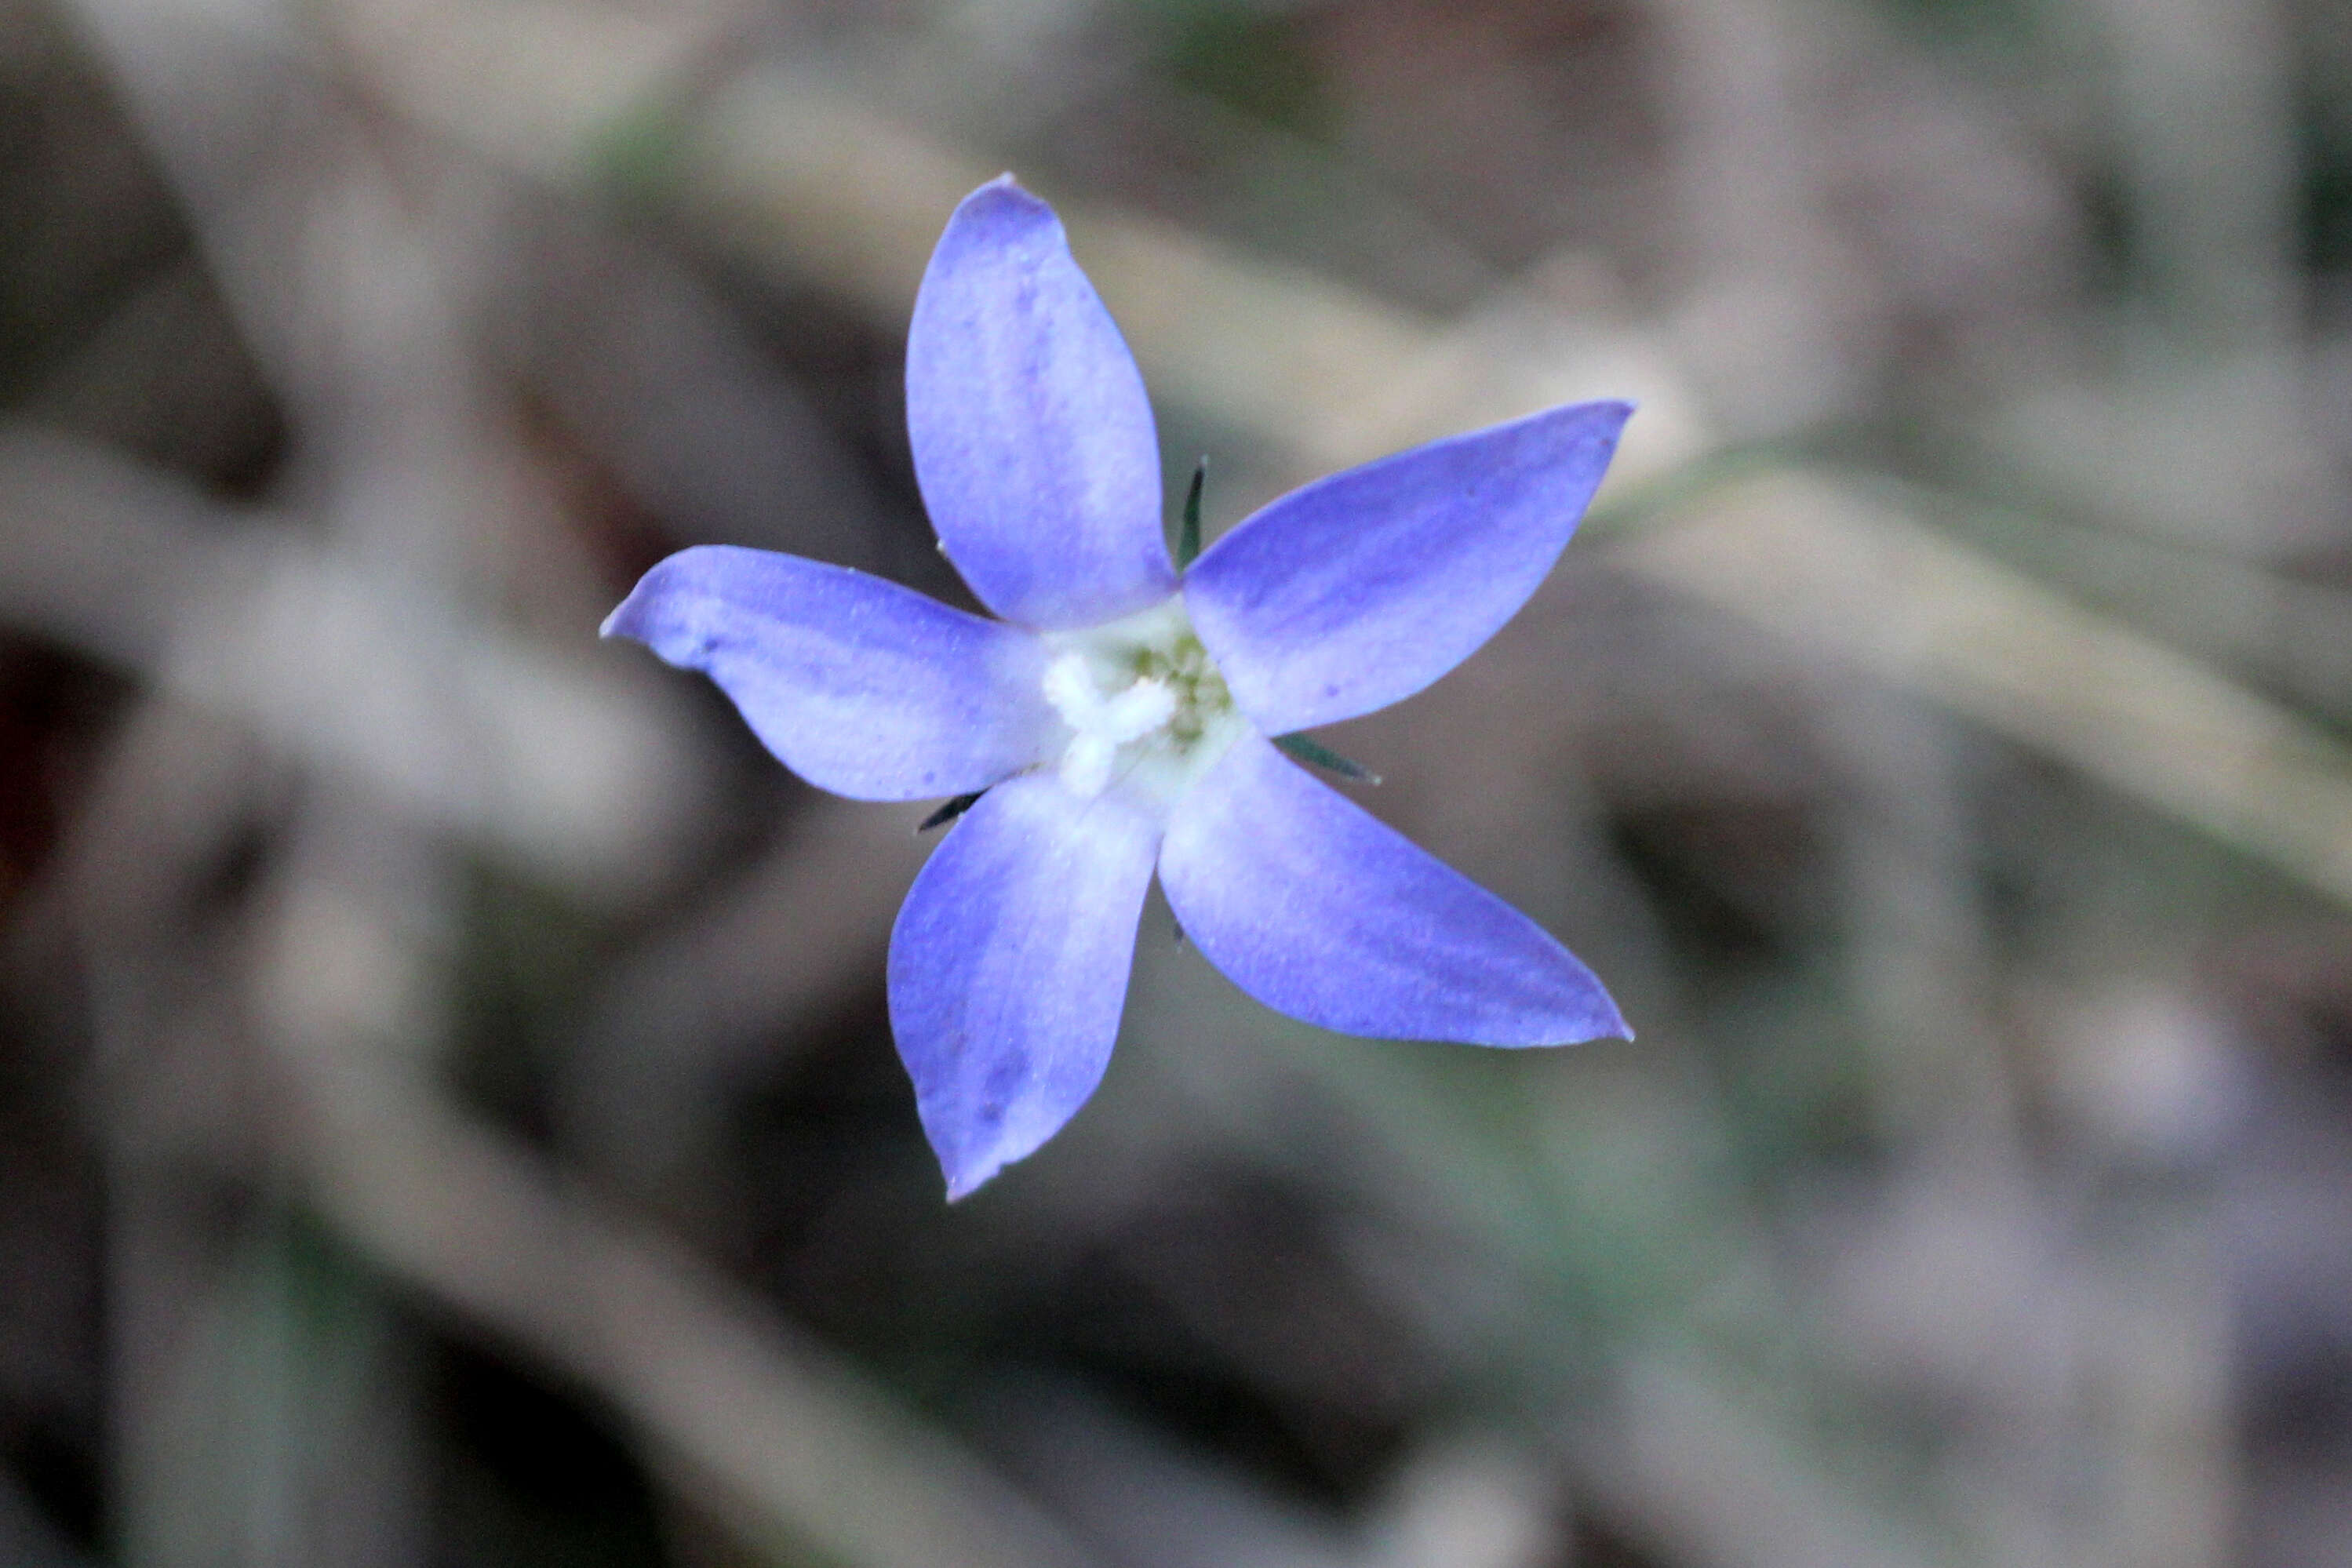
[1175,457,1207,569]
[1128,630,1229,746]
[1274,733,1381,784]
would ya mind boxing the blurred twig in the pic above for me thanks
[561,795,936,1204]
[1615,471,2352,911]
[290,1044,1098,1568]
[1577,1355,1935,1568]
[0,424,705,895]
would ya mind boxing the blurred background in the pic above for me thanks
[4,0,2351,1563]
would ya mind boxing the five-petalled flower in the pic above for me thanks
[604,176,1633,1198]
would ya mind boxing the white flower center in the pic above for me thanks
[1040,595,1246,808]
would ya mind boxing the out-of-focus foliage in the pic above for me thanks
[2,0,2350,1565]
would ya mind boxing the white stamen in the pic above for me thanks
[1043,653,1178,795]
[1098,678,1178,742]
[1041,654,1099,721]
[1038,598,1245,807]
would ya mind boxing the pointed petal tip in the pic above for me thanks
[1584,1010,1635,1046]
[933,1115,1070,1199]
[916,1077,1083,1204]
[1569,982,1633,1044]
[1567,397,1635,441]
[957,172,1047,220]
[930,1119,1049,1201]
[599,574,659,641]
[1537,988,1633,1048]
[941,1158,1005,1202]
[1473,998,1634,1049]
[600,548,716,645]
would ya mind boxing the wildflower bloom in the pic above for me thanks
[605,176,1632,1197]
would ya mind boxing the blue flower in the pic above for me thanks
[605,176,1633,1198]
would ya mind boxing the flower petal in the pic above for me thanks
[1159,734,1628,1045]
[604,544,1054,801]
[888,773,1161,1197]
[1184,400,1631,733]
[906,176,1174,629]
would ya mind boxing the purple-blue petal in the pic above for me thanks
[1158,734,1629,1046]
[888,773,1162,1197]
[603,544,1054,802]
[1183,400,1631,735]
[905,177,1174,630]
